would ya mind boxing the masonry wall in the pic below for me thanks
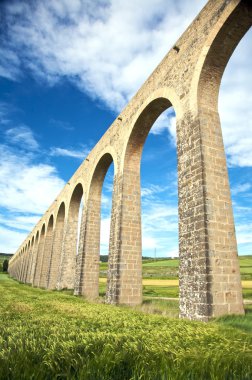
[8,0,252,321]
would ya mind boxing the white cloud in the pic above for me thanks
[0,47,21,81]
[0,214,39,232]
[50,146,90,159]
[0,102,12,125]
[150,109,176,143]
[0,226,27,254]
[100,217,111,255]
[0,145,64,214]
[231,183,251,196]
[235,223,252,252]
[0,140,65,253]
[0,0,206,111]
[141,184,166,198]
[5,126,39,150]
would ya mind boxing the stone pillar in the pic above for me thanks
[106,172,142,306]
[74,201,100,299]
[33,231,46,287]
[40,225,54,288]
[25,245,33,283]
[58,216,78,290]
[30,238,39,285]
[20,255,26,282]
[47,219,65,289]
[177,109,244,321]
[17,257,22,281]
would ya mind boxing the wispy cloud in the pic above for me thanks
[0,214,39,232]
[231,183,251,196]
[0,226,27,254]
[49,118,74,131]
[0,145,64,214]
[141,184,168,198]
[150,109,176,143]
[5,125,39,150]
[50,146,90,159]
[0,102,12,125]
[0,46,21,81]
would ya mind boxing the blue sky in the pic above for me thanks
[0,0,252,257]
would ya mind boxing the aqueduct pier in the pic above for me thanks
[8,0,252,321]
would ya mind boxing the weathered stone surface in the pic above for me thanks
[9,0,251,321]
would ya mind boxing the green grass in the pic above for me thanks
[240,256,252,279]
[216,305,252,334]
[243,288,252,299]
[99,282,179,299]
[143,259,179,268]
[143,285,179,298]
[1,273,252,380]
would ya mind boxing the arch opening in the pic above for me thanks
[99,161,114,298]
[115,96,178,308]
[76,153,114,299]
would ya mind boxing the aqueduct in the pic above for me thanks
[8,0,252,321]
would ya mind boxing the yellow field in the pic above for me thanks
[242,281,252,288]
[99,278,252,288]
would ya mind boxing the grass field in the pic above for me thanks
[1,273,252,380]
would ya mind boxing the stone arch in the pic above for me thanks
[125,97,173,166]
[107,95,178,305]
[40,214,54,288]
[48,202,66,289]
[33,224,46,286]
[74,152,115,298]
[58,183,84,289]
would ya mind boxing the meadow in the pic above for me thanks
[0,273,252,380]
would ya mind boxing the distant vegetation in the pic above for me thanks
[0,254,12,273]
[0,274,252,380]
[100,255,252,280]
